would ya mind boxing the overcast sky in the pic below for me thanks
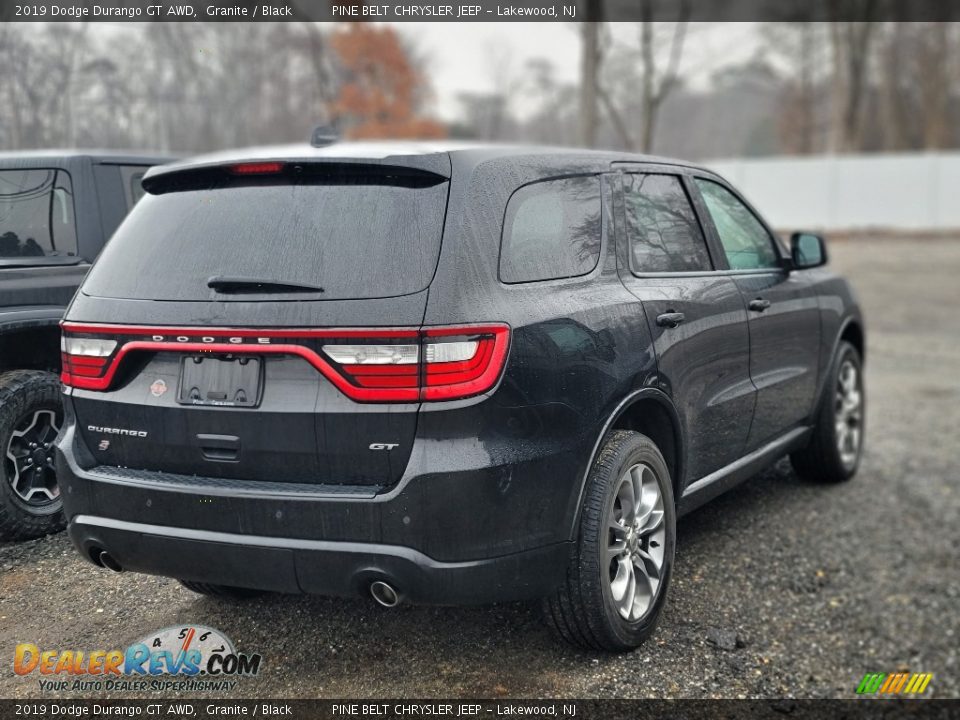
[408,22,762,120]
[92,21,762,122]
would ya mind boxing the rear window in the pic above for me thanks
[0,169,77,260]
[499,176,602,284]
[82,171,449,301]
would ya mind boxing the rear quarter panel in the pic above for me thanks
[417,155,658,558]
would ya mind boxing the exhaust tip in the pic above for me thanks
[369,580,400,608]
[98,550,123,573]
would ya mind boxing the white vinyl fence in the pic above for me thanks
[707,151,960,232]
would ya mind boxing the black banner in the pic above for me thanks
[0,700,958,720]
[2,0,960,23]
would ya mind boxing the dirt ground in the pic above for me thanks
[2,237,958,699]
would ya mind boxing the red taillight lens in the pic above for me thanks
[230,161,284,175]
[61,336,117,388]
[60,323,511,402]
[421,326,510,401]
[322,325,510,401]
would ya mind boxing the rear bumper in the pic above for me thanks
[57,420,574,604]
[67,515,569,604]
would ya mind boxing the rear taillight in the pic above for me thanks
[421,326,509,401]
[61,337,117,384]
[60,323,510,403]
[322,325,510,401]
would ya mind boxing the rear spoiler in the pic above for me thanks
[143,149,451,193]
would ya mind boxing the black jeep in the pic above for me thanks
[0,151,170,540]
[57,142,864,650]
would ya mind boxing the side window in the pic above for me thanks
[119,166,149,208]
[0,169,78,259]
[694,178,780,270]
[624,174,712,273]
[500,176,602,284]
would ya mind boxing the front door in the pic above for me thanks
[616,172,755,484]
[692,177,821,449]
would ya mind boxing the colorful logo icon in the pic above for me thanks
[856,672,933,695]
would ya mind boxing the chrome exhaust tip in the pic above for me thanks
[369,580,400,608]
[98,550,123,573]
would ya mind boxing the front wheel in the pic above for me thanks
[791,341,865,483]
[543,430,676,652]
[0,370,66,541]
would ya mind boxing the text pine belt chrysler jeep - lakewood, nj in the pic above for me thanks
[56,141,865,651]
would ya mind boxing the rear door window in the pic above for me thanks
[0,169,77,260]
[500,176,602,283]
[82,169,449,301]
[624,174,712,273]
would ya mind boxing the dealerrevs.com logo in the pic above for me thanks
[14,625,262,693]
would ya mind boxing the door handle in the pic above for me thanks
[656,312,686,328]
[748,298,771,312]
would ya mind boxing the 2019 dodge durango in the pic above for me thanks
[56,142,865,651]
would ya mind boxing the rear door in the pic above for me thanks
[616,170,755,483]
[691,176,821,449]
[66,162,450,489]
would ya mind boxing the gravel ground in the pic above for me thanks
[2,237,958,700]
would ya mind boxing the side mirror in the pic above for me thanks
[790,232,828,270]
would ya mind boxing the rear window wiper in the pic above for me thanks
[207,276,325,294]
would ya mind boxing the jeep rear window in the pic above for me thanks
[82,170,449,301]
[0,169,78,261]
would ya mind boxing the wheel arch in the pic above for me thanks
[0,317,64,374]
[566,387,685,540]
[839,317,865,364]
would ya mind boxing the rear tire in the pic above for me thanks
[179,580,265,599]
[0,370,66,541]
[543,430,676,652]
[791,341,865,483]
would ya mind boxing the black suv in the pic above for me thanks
[57,143,864,651]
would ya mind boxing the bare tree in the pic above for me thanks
[638,3,690,152]
[827,5,880,151]
[579,1,603,146]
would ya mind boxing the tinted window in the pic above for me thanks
[624,174,711,273]
[0,169,77,259]
[500,176,601,283]
[695,178,780,270]
[83,177,448,301]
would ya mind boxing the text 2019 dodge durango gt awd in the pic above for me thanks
[56,142,864,651]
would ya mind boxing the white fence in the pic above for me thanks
[707,151,960,232]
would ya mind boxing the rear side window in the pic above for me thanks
[0,169,77,259]
[500,176,602,284]
[82,171,449,301]
[624,174,712,273]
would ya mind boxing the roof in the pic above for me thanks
[0,149,175,165]
[144,141,706,182]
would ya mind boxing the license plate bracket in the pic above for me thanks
[177,355,263,407]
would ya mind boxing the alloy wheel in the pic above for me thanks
[606,463,666,621]
[835,360,863,469]
[5,409,61,505]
